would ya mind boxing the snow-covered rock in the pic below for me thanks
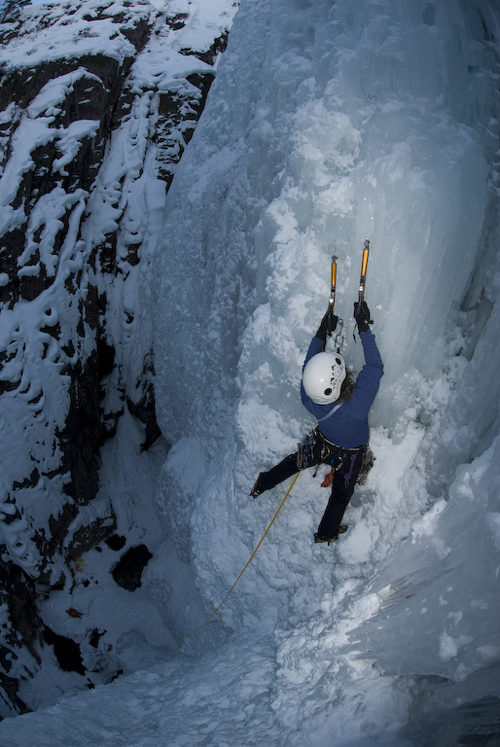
[0,0,237,715]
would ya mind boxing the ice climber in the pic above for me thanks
[250,301,384,545]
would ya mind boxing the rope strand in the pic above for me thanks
[178,471,301,645]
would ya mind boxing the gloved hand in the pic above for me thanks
[354,301,372,334]
[315,310,338,342]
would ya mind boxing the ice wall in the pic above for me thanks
[0,0,498,743]
[153,0,500,450]
[152,0,500,736]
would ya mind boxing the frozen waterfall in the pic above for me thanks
[1,0,499,744]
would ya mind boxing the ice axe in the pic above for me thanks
[354,239,373,336]
[325,255,345,352]
[329,254,338,316]
[358,239,370,303]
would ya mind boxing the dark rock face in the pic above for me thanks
[0,557,40,715]
[0,0,236,716]
[111,544,153,591]
[43,627,86,676]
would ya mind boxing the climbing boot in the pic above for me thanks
[314,525,348,545]
[250,477,263,499]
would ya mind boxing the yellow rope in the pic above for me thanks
[178,471,301,645]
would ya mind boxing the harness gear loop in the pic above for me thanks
[178,471,301,646]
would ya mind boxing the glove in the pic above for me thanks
[354,301,372,334]
[315,310,338,342]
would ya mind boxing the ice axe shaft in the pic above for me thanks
[327,255,344,351]
[329,255,337,313]
[358,240,370,303]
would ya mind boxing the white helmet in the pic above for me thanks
[302,352,346,404]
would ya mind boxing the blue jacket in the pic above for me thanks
[300,329,383,448]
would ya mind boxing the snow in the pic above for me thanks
[1,0,500,744]
[0,0,149,68]
[0,0,235,598]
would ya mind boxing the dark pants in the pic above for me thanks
[253,435,364,540]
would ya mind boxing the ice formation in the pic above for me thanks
[0,0,499,744]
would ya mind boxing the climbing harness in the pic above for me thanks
[315,427,362,463]
[178,471,301,645]
[320,444,373,489]
[296,426,370,488]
